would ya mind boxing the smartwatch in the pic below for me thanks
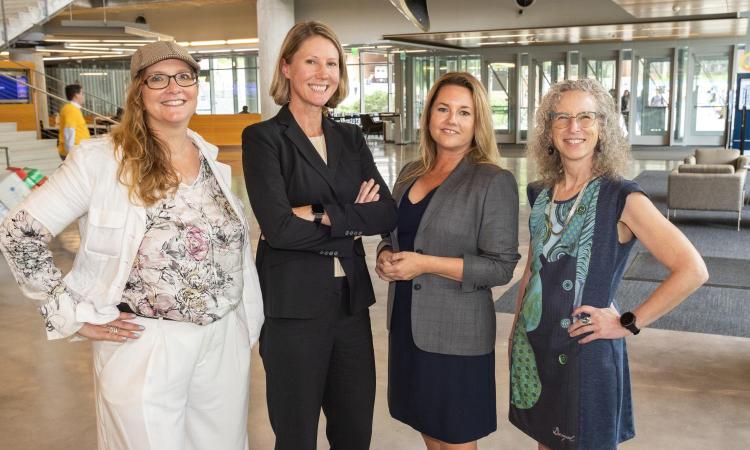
[619,311,640,335]
[312,204,325,225]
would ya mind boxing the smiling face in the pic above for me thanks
[282,35,340,110]
[428,84,475,155]
[140,59,198,131]
[550,90,600,166]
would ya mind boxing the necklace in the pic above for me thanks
[545,178,591,236]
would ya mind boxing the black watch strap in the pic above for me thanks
[619,311,640,335]
[312,204,325,225]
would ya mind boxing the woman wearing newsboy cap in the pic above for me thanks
[0,41,264,450]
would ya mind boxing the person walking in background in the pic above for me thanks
[57,83,91,159]
[376,72,520,450]
[242,21,397,450]
[509,79,707,449]
[0,41,264,450]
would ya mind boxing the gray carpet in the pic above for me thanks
[624,252,750,289]
[496,170,750,337]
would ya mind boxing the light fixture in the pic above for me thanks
[227,38,259,44]
[80,72,108,76]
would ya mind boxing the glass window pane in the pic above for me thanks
[412,56,434,129]
[460,56,482,78]
[338,63,361,113]
[488,62,515,134]
[197,69,212,114]
[212,68,235,113]
[362,52,389,113]
[692,55,728,133]
[519,54,529,141]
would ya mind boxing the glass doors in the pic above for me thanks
[632,54,672,145]
[487,61,515,142]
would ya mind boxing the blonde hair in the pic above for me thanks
[398,72,499,187]
[270,21,348,108]
[110,70,185,206]
[528,78,630,187]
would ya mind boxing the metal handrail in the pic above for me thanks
[0,72,117,125]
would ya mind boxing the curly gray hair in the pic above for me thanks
[528,78,631,187]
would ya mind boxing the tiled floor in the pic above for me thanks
[0,141,748,449]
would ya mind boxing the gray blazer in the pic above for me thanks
[378,157,520,356]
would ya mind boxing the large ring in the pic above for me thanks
[107,326,119,335]
[580,316,592,326]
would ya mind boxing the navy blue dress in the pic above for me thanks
[388,184,496,444]
[509,177,643,450]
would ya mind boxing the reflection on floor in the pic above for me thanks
[0,141,748,449]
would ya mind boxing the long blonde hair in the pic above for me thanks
[269,21,348,108]
[398,72,499,188]
[110,70,182,206]
[528,78,630,187]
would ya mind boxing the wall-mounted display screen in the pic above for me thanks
[0,70,30,103]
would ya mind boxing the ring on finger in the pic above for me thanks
[107,325,119,335]
[580,316,592,325]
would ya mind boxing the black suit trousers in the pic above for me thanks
[260,279,376,450]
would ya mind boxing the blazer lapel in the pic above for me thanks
[279,105,337,189]
[322,116,342,179]
[417,157,471,234]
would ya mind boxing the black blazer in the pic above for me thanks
[242,105,397,319]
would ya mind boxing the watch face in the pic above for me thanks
[620,312,634,326]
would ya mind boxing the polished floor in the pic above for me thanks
[0,141,748,449]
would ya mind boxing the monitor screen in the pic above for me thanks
[0,70,30,103]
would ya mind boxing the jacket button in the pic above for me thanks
[414,284,421,291]
[415,249,423,254]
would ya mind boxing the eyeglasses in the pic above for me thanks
[143,72,198,90]
[550,111,599,129]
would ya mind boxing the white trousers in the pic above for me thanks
[92,308,251,450]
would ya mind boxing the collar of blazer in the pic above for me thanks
[277,104,345,193]
[393,156,472,234]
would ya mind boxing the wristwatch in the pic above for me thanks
[312,204,325,225]
[619,311,640,335]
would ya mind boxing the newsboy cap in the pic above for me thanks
[129,40,199,79]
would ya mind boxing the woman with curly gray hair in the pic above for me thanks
[508,79,707,450]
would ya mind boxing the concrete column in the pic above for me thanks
[9,50,50,133]
[257,0,295,119]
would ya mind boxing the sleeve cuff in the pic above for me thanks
[40,289,84,340]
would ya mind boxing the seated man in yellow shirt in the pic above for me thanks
[57,84,91,159]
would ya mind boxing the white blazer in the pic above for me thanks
[11,130,264,344]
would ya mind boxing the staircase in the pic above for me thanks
[0,122,62,177]
[0,0,74,47]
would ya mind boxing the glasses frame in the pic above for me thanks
[549,111,600,129]
[142,71,198,90]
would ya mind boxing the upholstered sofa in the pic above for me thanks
[667,148,748,230]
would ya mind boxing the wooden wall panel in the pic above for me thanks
[0,61,37,132]
[188,113,262,146]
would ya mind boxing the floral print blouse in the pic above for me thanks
[0,155,244,336]
[121,156,244,325]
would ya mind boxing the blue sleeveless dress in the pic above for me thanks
[509,176,644,450]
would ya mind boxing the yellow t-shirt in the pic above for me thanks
[57,103,91,157]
